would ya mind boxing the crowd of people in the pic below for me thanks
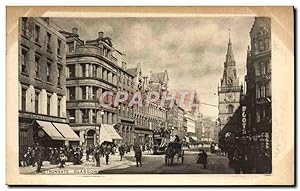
[20,142,148,172]
[20,143,84,172]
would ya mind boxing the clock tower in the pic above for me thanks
[218,35,242,131]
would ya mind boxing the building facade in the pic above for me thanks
[184,111,196,135]
[61,29,120,147]
[245,17,272,173]
[18,17,71,157]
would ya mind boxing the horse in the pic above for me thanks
[165,147,176,166]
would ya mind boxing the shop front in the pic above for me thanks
[134,128,153,145]
[19,112,80,161]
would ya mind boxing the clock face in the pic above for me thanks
[226,93,234,101]
[38,129,45,137]
[227,77,233,84]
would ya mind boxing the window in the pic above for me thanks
[92,109,96,123]
[261,85,266,98]
[255,63,261,76]
[47,95,51,115]
[57,65,62,87]
[91,64,97,78]
[104,47,110,58]
[34,25,40,43]
[227,104,234,113]
[46,32,52,51]
[21,17,27,36]
[21,48,28,74]
[68,42,74,53]
[57,39,62,56]
[92,86,96,100]
[57,97,61,117]
[262,107,266,120]
[21,88,26,111]
[82,109,88,123]
[256,85,261,98]
[261,62,266,75]
[69,87,75,100]
[266,83,271,97]
[82,86,87,100]
[46,60,52,82]
[68,109,75,123]
[68,65,75,78]
[264,38,270,51]
[256,111,261,123]
[82,64,87,77]
[35,92,39,114]
[259,40,264,52]
[34,54,41,79]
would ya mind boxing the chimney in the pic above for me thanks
[72,27,78,35]
[98,31,104,39]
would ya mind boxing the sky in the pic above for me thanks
[54,17,255,119]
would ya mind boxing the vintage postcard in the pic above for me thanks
[6,6,294,186]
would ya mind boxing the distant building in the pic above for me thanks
[184,112,196,135]
[177,106,185,137]
[18,18,78,157]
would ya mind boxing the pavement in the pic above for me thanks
[19,147,233,174]
[19,153,134,175]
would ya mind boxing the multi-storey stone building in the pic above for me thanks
[61,29,120,146]
[245,17,272,173]
[115,52,136,145]
[18,18,79,158]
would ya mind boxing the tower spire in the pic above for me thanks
[228,28,231,44]
[226,29,235,64]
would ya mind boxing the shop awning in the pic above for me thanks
[36,120,64,140]
[52,122,80,141]
[99,126,113,145]
[102,124,123,140]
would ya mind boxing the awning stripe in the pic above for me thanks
[52,122,80,141]
[102,124,123,140]
[35,120,65,140]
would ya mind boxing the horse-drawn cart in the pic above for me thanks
[165,142,184,166]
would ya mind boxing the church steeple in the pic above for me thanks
[221,33,239,87]
[225,34,235,64]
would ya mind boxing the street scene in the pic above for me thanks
[20,145,233,174]
[18,16,271,174]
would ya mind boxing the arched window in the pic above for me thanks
[228,104,234,113]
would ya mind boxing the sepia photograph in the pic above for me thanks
[6,6,294,186]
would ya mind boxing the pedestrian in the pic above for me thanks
[105,146,110,165]
[196,149,208,169]
[31,145,36,167]
[73,147,81,165]
[94,146,101,167]
[86,145,90,161]
[35,143,43,173]
[134,144,142,167]
[119,144,125,161]
[58,150,67,169]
